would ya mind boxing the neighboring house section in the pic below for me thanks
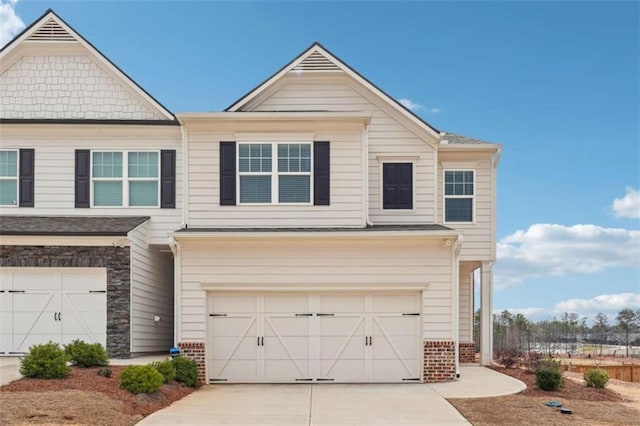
[0,10,179,358]
[174,43,501,384]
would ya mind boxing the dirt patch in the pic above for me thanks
[0,366,195,425]
[448,367,640,426]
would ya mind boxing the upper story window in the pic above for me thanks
[444,170,474,223]
[238,142,312,204]
[92,151,159,207]
[382,162,413,210]
[0,150,18,206]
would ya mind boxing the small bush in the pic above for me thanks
[584,368,609,388]
[20,342,71,379]
[65,340,108,368]
[97,367,112,378]
[119,365,164,394]
[535,365,564,391]
[152,360,176,383]
[171,357,199,387]
[497,348,521,369]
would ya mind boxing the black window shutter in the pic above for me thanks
[313,141,330,205]
[18,149,35,207]
[383,163,413,209]
[220,142,236,206]
[160,150,176,208]
[75,149,90,208]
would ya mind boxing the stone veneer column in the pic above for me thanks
[0,245,131,358]
[178,342,206,384]
[458,342,476,363]
[423,341,456,382]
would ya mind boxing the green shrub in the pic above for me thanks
[97,367,112,378]
[171,357,199,387]
[20,342,71,379]
[584,368,609,388]
[152,360,176,383]
[535,365,564,391]
[119,365,164,394]
[65,340,108,368]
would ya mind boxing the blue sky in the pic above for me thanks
[2,1,639,323]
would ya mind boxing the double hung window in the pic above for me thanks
[444,170,474,222]
[238,143,312,204]
[92,151,159,207]
[0,150,18,206]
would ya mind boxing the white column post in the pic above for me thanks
[480,261,494,365]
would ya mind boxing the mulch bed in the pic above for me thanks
[488,365,628,402]
[0,365,195,424]
[448,366,640,426]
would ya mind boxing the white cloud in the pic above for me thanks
[428,107,441,113]
[555,293,640,314]
[0,0,24,48]
[495,223,640,289]
[399,98,423,111]
[612,187,640,219]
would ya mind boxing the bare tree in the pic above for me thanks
[593,312,609,356]
[616,308,640,357]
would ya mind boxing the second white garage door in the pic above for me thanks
[207,293,422,383]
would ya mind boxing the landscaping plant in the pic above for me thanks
[119,365,164,394]
[171,356,199,387]
[65,339,108,367]
[584,368,609,388]
[152,359,176,383]
[497,348,521,368]
[535,364,564,391]
[97,367,112,378]
[20,342,71,379]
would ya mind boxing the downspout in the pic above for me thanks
[363,122,373,226]
[168,236,180,348]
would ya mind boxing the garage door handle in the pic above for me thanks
[317,313,334,316]
[89,290,106,293]
[402,313,420,316]
[209,314,227,317]
[8,290,25,293]
[295,313,313,317]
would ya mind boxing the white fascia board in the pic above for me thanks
[438,143,502,152]
[176,111,372,123]
[173,230,462,240]
[1,235,131,247]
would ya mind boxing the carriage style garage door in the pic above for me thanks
[0,268,107,355]
[207,293,422,383]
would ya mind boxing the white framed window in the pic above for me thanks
[91,151,159,207]
[237,142,312,204]
[0,150,19,206]
[444,169,474,223]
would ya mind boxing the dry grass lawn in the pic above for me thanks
[449,367,640,426]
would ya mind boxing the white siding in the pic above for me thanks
[186,128,364,228]
[177,237,454,342]
[438,152,494,261]
[245,75,437,224]
[458,262,476,343]
[0,54,163,120]
[129,222,174,353]
[0,125,182,244]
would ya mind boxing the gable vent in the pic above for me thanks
[292,51,340,72]
[27,18,76,42]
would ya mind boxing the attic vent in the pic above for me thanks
[28,18,76,42]
[292,51,340,72]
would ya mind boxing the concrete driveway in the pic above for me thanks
[138,383,470,426]
[0,357,21,386]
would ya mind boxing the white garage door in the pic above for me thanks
[0,268,107,355]
[207,293,421,383]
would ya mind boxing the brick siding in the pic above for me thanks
[423,340,456,382]
[459,342,476,363]
[178,342,206,384]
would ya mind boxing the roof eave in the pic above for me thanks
[173,229,462,240]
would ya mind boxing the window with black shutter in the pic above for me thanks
[382,162,413,210]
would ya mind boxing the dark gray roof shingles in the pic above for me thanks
[176,224,454,233]
[0,216,150,236]
[442,133,494,145]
